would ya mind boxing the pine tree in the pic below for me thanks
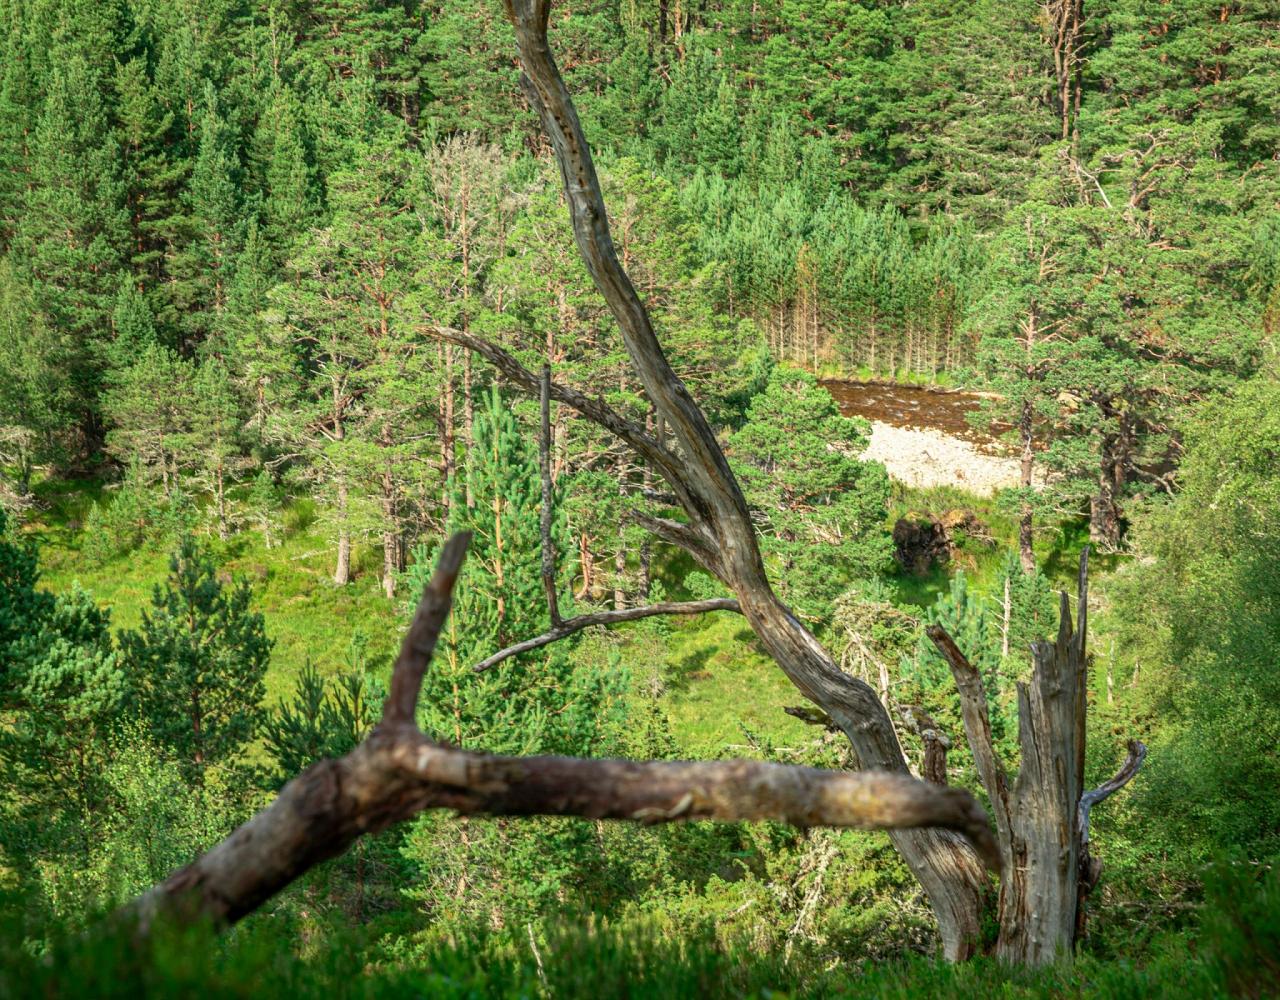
[968,204,1093,570]
[112,54,185,327]
[729,366,893,616]
[0,261,76,505]
[102,342,194,494]
[119,536,271,778]
[186,358,247,540]
[399,387,624,930]
[0,511,125,864]
[256,84,318,258]
[172,83,243,351]
[271,94,428,589]
[11,56,128,448]
[0,21,34,249]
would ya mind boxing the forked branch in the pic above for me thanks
[122,534,1000,933]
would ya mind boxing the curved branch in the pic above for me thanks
[432,325,690,499]
[1078,739,1147,850]
[627,508,723,578]
[473,598,742,672]
[385,532,471,727]
[502,0,754,538]
[394,740,1002,874]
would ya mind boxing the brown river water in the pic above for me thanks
[820,380,995,445]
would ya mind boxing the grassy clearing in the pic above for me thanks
[21,476,1122,752]
[26,481,402,706]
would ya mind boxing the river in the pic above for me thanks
[820,380,1026,495]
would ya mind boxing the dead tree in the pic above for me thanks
[428,0,1143,962]
[425,0,989,960]
[927,550,1145,964]
[122,533,998,932]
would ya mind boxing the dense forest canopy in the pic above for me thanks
[1,0,1279,996]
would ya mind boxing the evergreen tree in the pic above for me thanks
[399,386,624,929]
[256,85,318,258]
[102,342,194,494]
[271,92,428,590]
[0,261,76,506]
[112,54,185,325]
[120,536,271,778]
[0,511,125,865]
[187,358,247,540]
[173,83,243,350]
[729,366,893,616]
[11,56,128,447]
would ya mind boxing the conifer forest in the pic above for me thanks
[2,1,1280,996]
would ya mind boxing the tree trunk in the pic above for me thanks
[334,476,351,586]
[1019,396,1036,574]
[739,583,992,959]
[499,1,995,958]
[929,553,1146,965]
[463,353,475,510]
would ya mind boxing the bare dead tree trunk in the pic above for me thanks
[1018,383,1036,574]
[120,534,999,934]
[928,550,1146,965]
[538,367,562,627]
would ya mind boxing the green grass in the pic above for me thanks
[6,869,1275,1000]
[810,362,961,389]
[25,483,402,706]
[657,613,812,754]
[21,481,810,752]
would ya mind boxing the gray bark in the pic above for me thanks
[492,0,993,959]
[928,550,1146,965]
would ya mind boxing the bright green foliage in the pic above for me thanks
[0,0,1277,984]
[120,536,271,777]
[102,343,193,489]
[1116,372,1280,861]
[9,54,127,441]
[35,727,233,916]
[255,85,318,257]
[173,84,243,349]
[730,366,892,615]
[260,641,381,786]
[270,90,429,587]
[243,468,283,549]
[399,387,625,929]
[0,260,75,504]
[406,387,621,756]
[186,358,247,539]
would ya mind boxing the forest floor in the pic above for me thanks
[26,475,1089,758]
